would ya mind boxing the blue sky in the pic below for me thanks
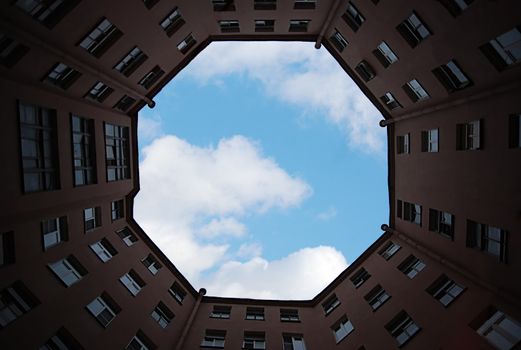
[135,41,387,299]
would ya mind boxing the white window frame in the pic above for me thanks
[333,318,354,343]
[42,217,62,250]
[90,240,113,262]
[48,258,82,287]
[86,296,116,327]
[476,310,521,350]
[120,272,142,296]
[489,27,521,66]
[377,42,398,64]
[407,79,429,101]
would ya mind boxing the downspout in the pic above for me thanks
[175,288,207,350]
[315,0,343,49]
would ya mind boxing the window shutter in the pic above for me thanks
[479,42,508,71]
[475,119,482,149]
[429,209,438,231]
[59,217,69,240]
[397,200,402,218]
[437,0,463,16]
[456,124,465,150]
[466,220,477,247]
[509,114,520,148]
[402,83,419,102]
[373,48,390,68]
[421,131,429,152]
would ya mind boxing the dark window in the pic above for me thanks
[421,129,439,152]
[397,200,403,218]
[480,26,521,71]
[330,30,348,52]
[294,0,316,10]
[210,305,231,319]
[456,119,481,150]
[350,267,371,288]
[19,102,60,193]
[380,92,401,110]
[254,0,276,10]
[373,41,398,68]
[428,209,454,239]
[120,269,146,296]
[85,81,113,102]
[114,47,147,77]
[466,220,507,262]
[385,311,421,347]
[14,0,80,29]
[243,331,266,349]
[219,20,240,33]
[255,20,275,32]
[169,282,186,304]
[471,306,521,350]
[342,2,365,32]
[245,307,265,320]
[402,79,429,102]
[151,302,174,329]
[89,238,118,262]
[142,254,162,275]
[379,241,401,260]
[289,20,310,32]
[43,62,81,90]
[86,292,121,328]
[355,60,375,82]
[280,309,299,322]
[403,201,422,226]
[332,315,354,343]
[111,199,124,221]
[105,123,130,181]
[84,207,101,232]
[126,330,156,350]
[426,274,465,307]
[0,34,29,68]
[42,217,68,250]
[322,294,340,315]
[201,329,226,348]
[71,116,96,186]
[0,281,40,328]
[0,231,15,267]
[78,18,123,58]
[113,95,136,112]
[397,255,426,279]
[364,284,390,311]
[211,0,235,11]
[438,0,474,16]
[396,133,410,154]
[396,12,431,48]
[48,255,88,287]
[143,0,159,9]
[509,114,521,148]
[160,8,185,37]
[40,327,85,350]
[117,227,138,246]
[432,60,472,92]
[177,34,196,54]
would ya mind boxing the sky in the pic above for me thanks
[134,41,388,300]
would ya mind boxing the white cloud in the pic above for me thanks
[316,206,338,221]
[200,246,348,299]
[199,217,247,239]
[138,113,163,143]
[182,41,385,154]
[236,242,263,259]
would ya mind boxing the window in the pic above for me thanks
[42,217,68,250]
[0,231,15,267]
[111,199,124,221]
[403,201,422,226]
[138,66,165,91]
[201,330,226,348]
[0,281,40,328]
[177,34,196,54]
[160,8,185,37]
[456,119,481,150]
[330,30,348,52]
[85,81,113,102]
[397,255,426,279]
[14,0,80,29]
[210,305,231,319]
[126,330,156,350]
[0,34,29,68]
[43,62,81,90]
[294,0,315,9]
[211,0,236,11]
[373,41,398,68]
[40,327,85,350]
[142,254,162,275]
[509,114,521,148]
[90,238,118,262]
[19,102,60,192]
[117,227,138,246]
[438,0,474,16]
[86,293,120,327]
[169,282,186,304]
[379,241,401,260]
[350,267,371,288]
[105,123,130,181]
[120,270,146,296]
[396,12,431,47]
[255,20,275,32]
[151,302,174,329]
[466,220,507,262]
[364,284,391,311]
[342,2,365,32]
[289,20,310,32]
[421,129,439,152]
[283,334,306,350]
[246,307,265,320]
[71,116,97,186]
[218,20,240,33]
[143,0,159,9]
[403,79,429,102]
[280,309,299,322]
[113,95,136,112]
[427,275,465,307]
[480,26,521,71]
[429,209,454,239]
[254,0,276,10]
[332,316,354,343]
[114,47,147,77]
[385,311,421,347]
[396,133,410,154]
[355,60,376,82]
[322,294,340,315]
[381,92,402,110]
[473,307,521,350]
[243,331,266,349]
[84,207,101,232]
[78,18,122,58]
[48,256,87,287]
[432,60,472,92]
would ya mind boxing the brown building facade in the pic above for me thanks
[1,0,520,349]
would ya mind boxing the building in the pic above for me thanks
[1,0,520,349]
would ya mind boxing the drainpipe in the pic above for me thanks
[175,288,206,350]
[315,0,342,49]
